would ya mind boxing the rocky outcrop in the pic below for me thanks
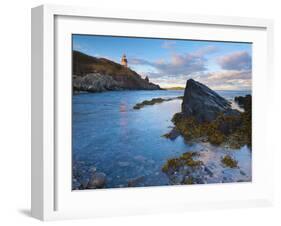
[73,73,119,92]
[166,79,251,148]
[234,95,252,112]
[133,96,183,110]
[182,79,237,122]
[73,51,161,92]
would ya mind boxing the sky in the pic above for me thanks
[73,34,252,90]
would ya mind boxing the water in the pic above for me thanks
[72,90,251,189]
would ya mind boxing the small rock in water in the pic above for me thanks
[240,170,246,176]
[87,172,107,189]
[170,174,184,185]
[204,166,214,177]
[128,176,145,187]
[183,176,194,184]
[80,178,89,189]
[162,128,180,140]
[72,179,81,190]
[89,166,97,173]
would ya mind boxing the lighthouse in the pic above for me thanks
[121,54,128,67]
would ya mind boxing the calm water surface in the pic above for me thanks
[72,90,251,189]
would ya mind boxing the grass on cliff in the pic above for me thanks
[73,50,141,78]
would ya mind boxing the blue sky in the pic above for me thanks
[73,35,252,90]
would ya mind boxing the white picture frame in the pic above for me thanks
[31,4,274,221]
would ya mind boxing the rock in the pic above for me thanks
[80,178,89,189]
[171,81,248,147]
[72,179,81,190]
[216,112,242,135]
[73,73,119,92]
[170,174,185,185]
[89,166,97,173]
[182,79,233,122]
[234,95,252,112]
[133,96,182,110]
[162,128,180,140]
[204,166,214,177]
[128,176,145,187]
[221,155,238,168]
[87,172,107,189]
[240,170,246,176]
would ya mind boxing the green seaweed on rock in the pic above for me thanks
[133,96,183,110]
[221,155,238,168]
[162,151,202,173]
[171,95,252,149]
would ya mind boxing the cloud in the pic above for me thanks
[130,45,218,77]
[154,53,206,75]
[130,58,153,66]
[197,70,252,90]
[145,70,251,90]
[206,70,251,81]
[131,53,206,75]
[217,51,252,71]
[130,47,251,90]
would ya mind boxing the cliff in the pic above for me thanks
[72,51,161,92]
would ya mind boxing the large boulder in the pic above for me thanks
[182,79,234,122]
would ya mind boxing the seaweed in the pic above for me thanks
[162,151,202,173]
[221,155,238,168]
[171,95,252,149]
[133,96,183,110]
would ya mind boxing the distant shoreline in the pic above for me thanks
[164,87,185,90]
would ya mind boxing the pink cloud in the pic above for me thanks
[217,51,252,71]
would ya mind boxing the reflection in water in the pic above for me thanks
[72,90,251,189]
[119,101,129,142]
[119,101,127,113]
